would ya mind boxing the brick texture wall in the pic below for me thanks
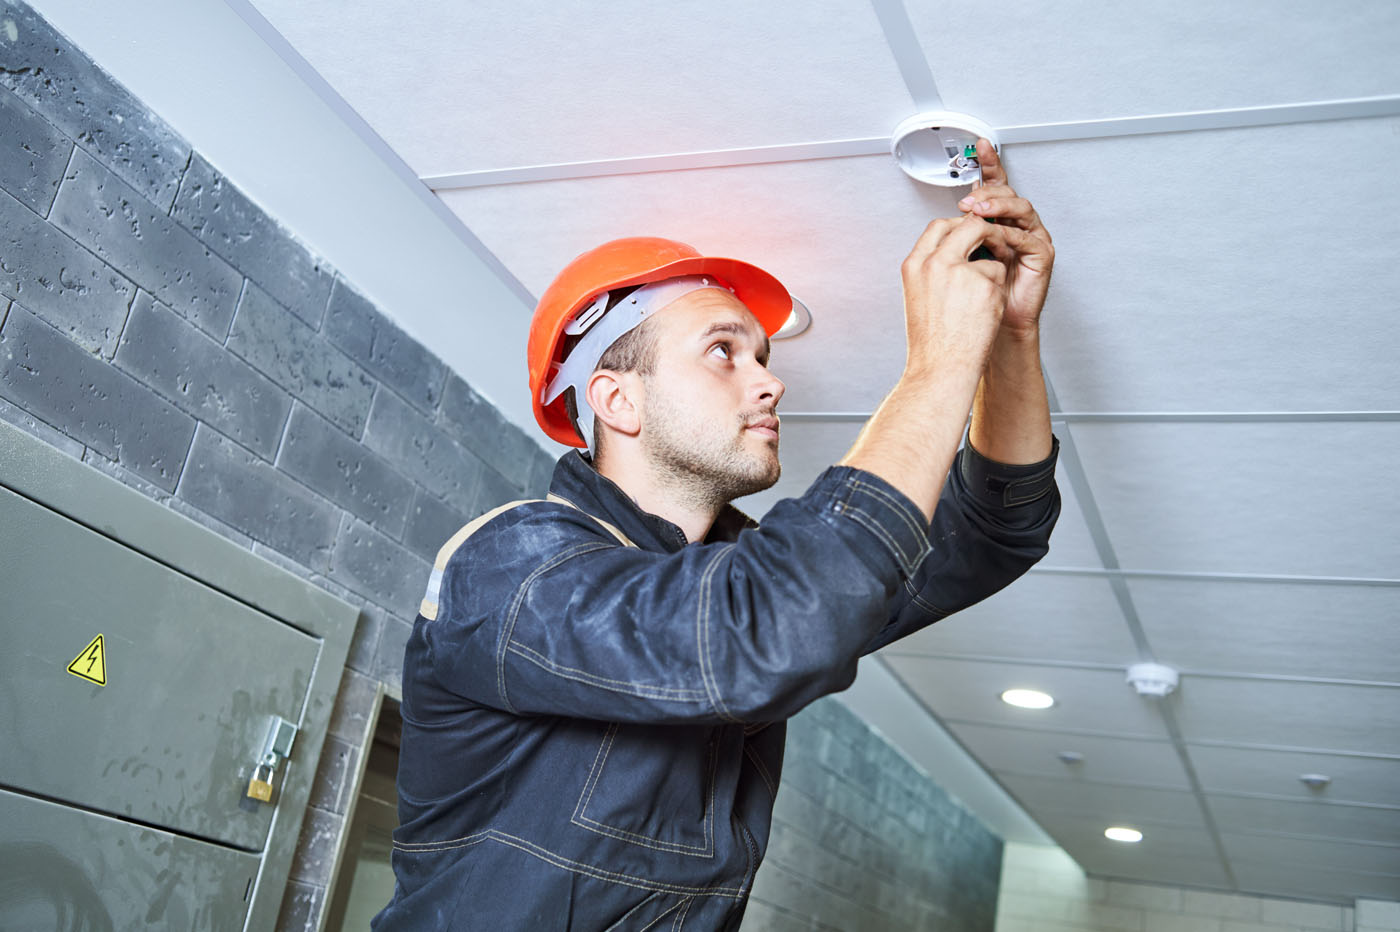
[1,4,1008,929]
[0,3,554,927]
[996,842,1400,932]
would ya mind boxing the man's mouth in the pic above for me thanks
[745,415,780,440]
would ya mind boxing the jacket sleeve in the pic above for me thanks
[863,437,1062,654]
[421,466,934,725]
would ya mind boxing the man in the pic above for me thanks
[376,142,1059,930]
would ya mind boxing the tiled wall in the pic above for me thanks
[1,3,1009,929]
[996,842,1400,932]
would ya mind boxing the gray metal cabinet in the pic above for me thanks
[0,419,357,930]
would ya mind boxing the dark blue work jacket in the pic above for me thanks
[376,442,1059,931]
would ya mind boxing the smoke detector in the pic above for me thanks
[1126,663,1180,698]
[891,111,1000,187]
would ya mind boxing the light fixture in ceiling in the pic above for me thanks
[1104,827,1143,844]
[1000,688,1054,710]
[891,111,1000,187]
[771,296,812,340]
[1299,773,1332,790]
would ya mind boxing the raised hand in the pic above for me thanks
[957,139,1055,339]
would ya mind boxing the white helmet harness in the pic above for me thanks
[541,274,734,453]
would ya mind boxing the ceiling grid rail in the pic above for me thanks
[779,410,1400,423]
[1041,371,1243,887]
[1029,567,1400,587]
[420,97,1400,189]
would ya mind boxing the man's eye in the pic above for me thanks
[709,343,731,360]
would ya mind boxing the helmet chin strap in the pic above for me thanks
[542,275,733,454]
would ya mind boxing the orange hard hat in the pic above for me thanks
[528,236,793,447]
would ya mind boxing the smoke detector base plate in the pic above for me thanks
[891,111,999,187]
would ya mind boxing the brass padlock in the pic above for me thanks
[246,763,275,803]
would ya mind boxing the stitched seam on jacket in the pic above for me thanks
[902,578,951,617]
[633,896,687,932]
[601,891,665,932]
[695,546,741,723]
[392,829,746,897]
[840,504,918,575]
[671,896,695,931]
[849,477,926,544]
[743,743,777,800]
[571,725,717,857]
[497,540,615,712]
[506,641,708,700]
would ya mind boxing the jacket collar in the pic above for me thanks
[548,451,757,552]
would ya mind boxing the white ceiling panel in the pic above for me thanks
[947,722,1188,789]
[1071,422,1400,578]
[885,573,1136,665]
[1210,795,1400,846]
[1231,860,1400,903]
[442,155,962,412]
[248,0,913,174]
[1222,834,1400,876]
[1172,678,1400,755]
[885,656,1171,739]
[1011,117,1400,413]
[905,1,1400,129]
[1131,578,1400,682]
[999,774,1205,827]
[1188,745,1400,807]
[1032,816,1229,888]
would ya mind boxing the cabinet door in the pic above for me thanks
[0,485,320,851]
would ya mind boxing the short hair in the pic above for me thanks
[561,286,660,459]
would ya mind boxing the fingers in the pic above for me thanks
[903,215,965,268]
[974,137,1005,188]
[960,194,1041,231]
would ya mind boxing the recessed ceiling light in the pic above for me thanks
[1000,688,1054,709]
[1104,827,1143,843]
[771,296,811,340]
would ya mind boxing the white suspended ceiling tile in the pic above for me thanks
[1071,421,1400,578]
[905,0,1400,129]
[1187,744,1400,807]
[998,774,1206,828]
[1010,117,1400,413]
[1032,816,1230,888]
[883,656,1172,740]
[885,573,1135,665]
[249,0,914,173]
[1222,833,1400,877]
[946,722,1188,789]
[443,154,986,412]
[1130,578,1400,682]
[1209,795,1400,846]
[1171,676,1400,755]
[1231,859,1400,903]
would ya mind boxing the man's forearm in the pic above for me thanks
[838,356,986,524]
[969,326,1053,465]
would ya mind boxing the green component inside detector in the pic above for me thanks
[963,144,978,158]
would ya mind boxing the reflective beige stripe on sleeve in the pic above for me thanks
[419,495,638,621]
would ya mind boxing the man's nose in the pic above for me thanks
[752,366,785,407]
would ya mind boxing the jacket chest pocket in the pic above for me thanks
[571,722,719,858]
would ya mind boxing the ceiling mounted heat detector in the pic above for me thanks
[891,111,999,187]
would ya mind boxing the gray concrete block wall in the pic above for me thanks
[0,5,557,928]
[741,698,1003,932]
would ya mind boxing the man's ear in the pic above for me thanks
[587,370,641,439]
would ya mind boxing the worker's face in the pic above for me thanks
[639,289,785,502]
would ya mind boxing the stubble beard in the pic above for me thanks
[641,388,781,513]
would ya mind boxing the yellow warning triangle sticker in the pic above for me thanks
[67,634,106,686]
